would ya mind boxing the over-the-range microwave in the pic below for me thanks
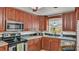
[6,20,24,32]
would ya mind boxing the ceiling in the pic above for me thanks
[15,7,75,16]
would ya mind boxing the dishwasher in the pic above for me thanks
[17,43,25,51]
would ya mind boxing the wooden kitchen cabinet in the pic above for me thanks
[75,7,79,20]
[39,16,48,31]
[5,7,16,21]
[21,11,40,31]
[24,14,40,31]
[5,7,25,22]
[50,38,61,51]
[0,45,8,51]
[15,9,20,21]
[27,38,41,51]
[15,9,24,22]
[0,7,48,32]
[42,37,50,50]
[0,8,5,32]
[23,13,29,31]
[42,37,61,51]
[32,15,39,31]
[39,16,45,31]
[62,11,76,31]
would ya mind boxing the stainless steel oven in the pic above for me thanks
[6,20,24,31]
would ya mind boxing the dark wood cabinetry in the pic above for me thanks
[0,7,77,32]
[15,9,47,31]
[31,15,39,31]
[42,37,61,51]
[17,10,24,22]
[5,7,24,22]
[27,38,41,51]
[42,37,50,50]
[5,7,16,21]
[0,7,47,32]
[39,16,48,31]
[62,11,76,31]
[28,37,61,51]
[0,8,5,32]
[75,7,79,20]
[23,13,29,31]
[50,38,61,51]
[0,45,8,51]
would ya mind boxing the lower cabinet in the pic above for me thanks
[50,38,61,51]
[42,37,61,51]
[42,37,50,50]
[27,38,41,51]
[0,45,8,51]
[27,37,61,51]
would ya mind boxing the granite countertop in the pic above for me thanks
[20,31,76,41]
[44,35,76,41]
[0,31,76,47]
[0,41,8,47]
[24,35,76,41]
[21,35,42,40]
[0,31,76,41]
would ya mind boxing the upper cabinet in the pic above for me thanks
[62,11,76,31]
[31,15,39,31]
[0,8,5,32]
[5,7,16,21]
[23,13,29,31]
[15,9,24,22]
[39,16,48,31]
[75,7,79,20]
[0,7,48,32]
[5,7,25,22]
[15,9,20,21]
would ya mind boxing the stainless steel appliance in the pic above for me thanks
[6,20,24,31]
[2,32,27,51]
[17,43,25,51]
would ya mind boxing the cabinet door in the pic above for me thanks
[19,11,24,22]
[5,7,15,21]
[0,45,8,51]
[42,37,50,50]
[62,12,76,31]
[32,15,39,31]
[39,16,46,31]
[63,12,71,31]
[24,13,29,31]
[27,14,32,31]
[27,38,41,51]
[31,14,34,31]
[76,7,79,20]
[0,47,5,51]
[71,12,76,31]
[50,38,61,51]
[34,38,41,50]
[0,8,5,32]
[15,10,24,22]
[15,9,20,21]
